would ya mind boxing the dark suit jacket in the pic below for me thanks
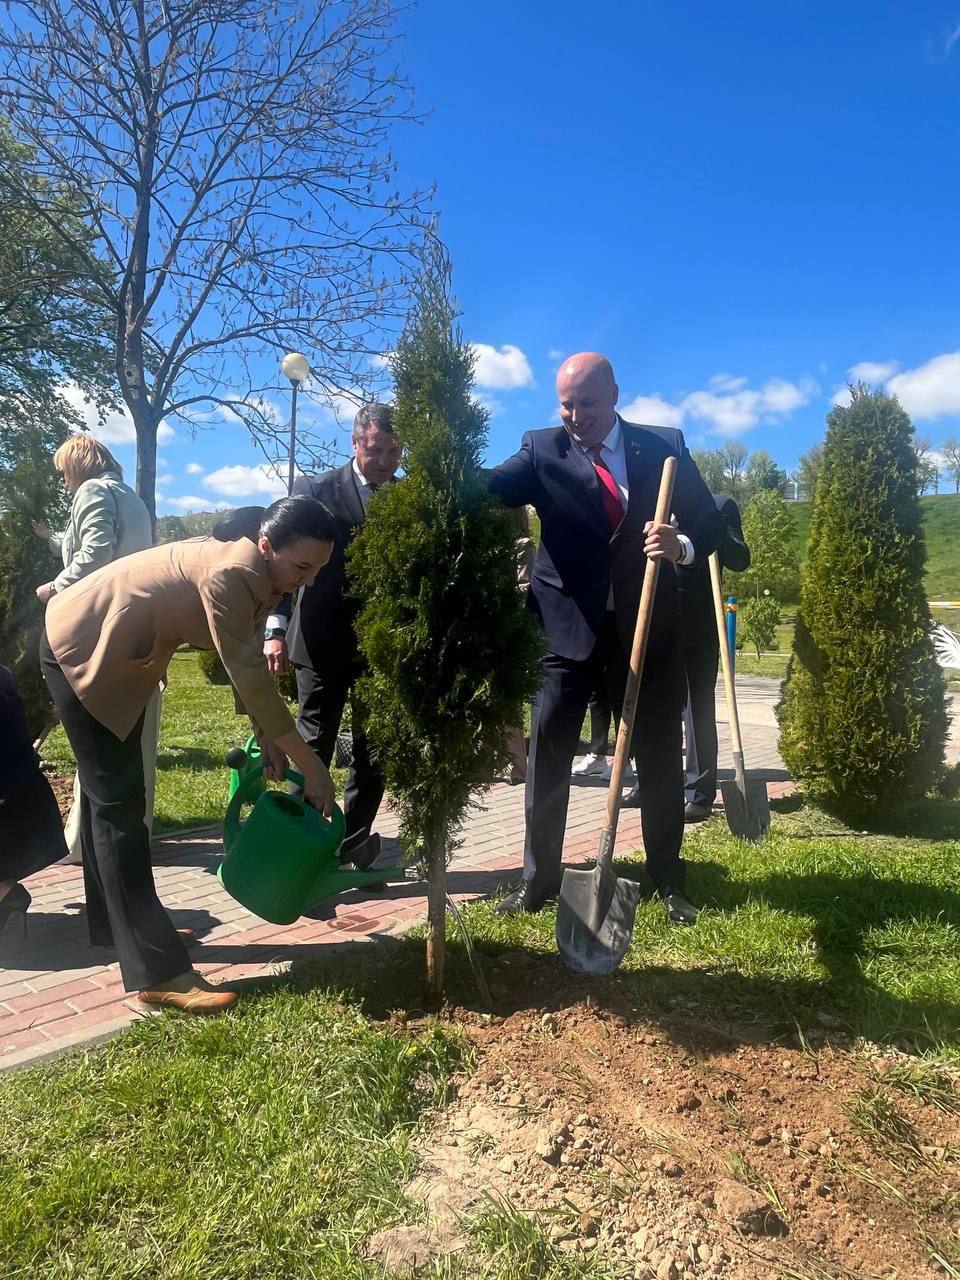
[678,493,751,653]
[489,420,724,663]
[279,462,366,670]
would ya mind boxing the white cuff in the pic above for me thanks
[676,534,695,566]
[265,614,288,633]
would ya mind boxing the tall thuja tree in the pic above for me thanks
[777,385,946,821]
[349,243,542,1006]
[0,121,113,733]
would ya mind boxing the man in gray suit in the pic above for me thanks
[263,403,401,866]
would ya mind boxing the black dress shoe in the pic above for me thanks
[0,883,31,940]
[621,785,642,809]
[684,801,713,822]
[494,881,556,917]
[339,831,381,870]
[661,888,699,926]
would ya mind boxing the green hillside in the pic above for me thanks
[789,494,960,599]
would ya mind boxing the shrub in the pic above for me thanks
[348,238,542,1005]
[777,385,947,821]
[740,595,780,658]
[739,488,800,601]
[196,648,229,685]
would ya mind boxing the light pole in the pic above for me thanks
[280,352,310,495]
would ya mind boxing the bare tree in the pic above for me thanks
[0,0,429,518]
[718,441,748,502]
[941,437,960,494]
[913,436,939,497]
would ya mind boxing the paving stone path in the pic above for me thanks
[2,676,955,1071]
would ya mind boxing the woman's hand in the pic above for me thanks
[31,519,50,540]
[300,756,335,818]
[260,738,288,782]
[35,582,56,603]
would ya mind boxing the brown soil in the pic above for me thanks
[44,772,73,824]
[387,953,960,1280]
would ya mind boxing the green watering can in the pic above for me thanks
[219,747,404,925]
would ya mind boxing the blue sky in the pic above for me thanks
[90,0,960,513]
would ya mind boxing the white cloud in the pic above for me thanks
[161,495,225,512]
[946,21,960,56]
[622,374,816,437]
[547,347,564,361]
[185,462,204,475]
[618,393,684,429]
[832,351,960,421]
[60,381,174,444]
[472,390,505,418]
[471,343,535,390]
[848,360,901,384]
[682,389,765,435]
[157,474,174,487]
[707,374,748,393]
[887,352,960,421]
[204,463,288,500]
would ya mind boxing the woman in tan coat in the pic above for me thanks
[0,496,337,1014]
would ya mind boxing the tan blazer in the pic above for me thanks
[45,537,296,743]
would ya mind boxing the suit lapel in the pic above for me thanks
[614,424,658,542]
[556,428,613,541]
[336,460,365,527]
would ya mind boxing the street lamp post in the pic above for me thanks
[280,352,310,495]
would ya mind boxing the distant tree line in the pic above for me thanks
[692,434,957,505]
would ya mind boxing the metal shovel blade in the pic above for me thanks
[556,865,642,976]
[719,777,770,842]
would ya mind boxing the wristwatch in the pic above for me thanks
[264,627,286,641]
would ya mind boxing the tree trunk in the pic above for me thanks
[133,410,158,528]
[424,817,448,1012]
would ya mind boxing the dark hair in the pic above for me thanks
[212,496,336,549]
[352,401,394,442]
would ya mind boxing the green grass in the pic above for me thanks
[0,970,619,1280]
[0,986,465,1280]
[787,494,960,598]
[41,650,346,834]
[463,802,960,1058]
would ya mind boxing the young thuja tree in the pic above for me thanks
[777,385,946,821]
[348,243,542,1006]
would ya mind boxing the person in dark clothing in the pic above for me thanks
[263,403,401,868]
[621,494,750,815]
[0,666,68,937]
[677,494,750,819]
[488,353,723,926]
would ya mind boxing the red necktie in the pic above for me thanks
[590,445,625,532]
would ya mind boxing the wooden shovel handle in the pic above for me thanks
[709,551,747,789]
[604,455,678,835]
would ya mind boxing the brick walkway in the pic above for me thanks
[0,674,915,1071]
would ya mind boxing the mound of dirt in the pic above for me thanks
[395,957,960,1279]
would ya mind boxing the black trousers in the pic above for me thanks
[523,613,685,894]
[586,683,611,756]
[683,643,720,808]
[294,660,384,856]
[39,637,189,991]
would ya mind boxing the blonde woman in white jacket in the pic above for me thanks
[32,436,156,862]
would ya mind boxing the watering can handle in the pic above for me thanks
[222,759,310,855]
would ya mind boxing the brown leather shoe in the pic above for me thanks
[138,970,237,1014]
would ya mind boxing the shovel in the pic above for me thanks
[557,455,678,975]
[709,552,770,841]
